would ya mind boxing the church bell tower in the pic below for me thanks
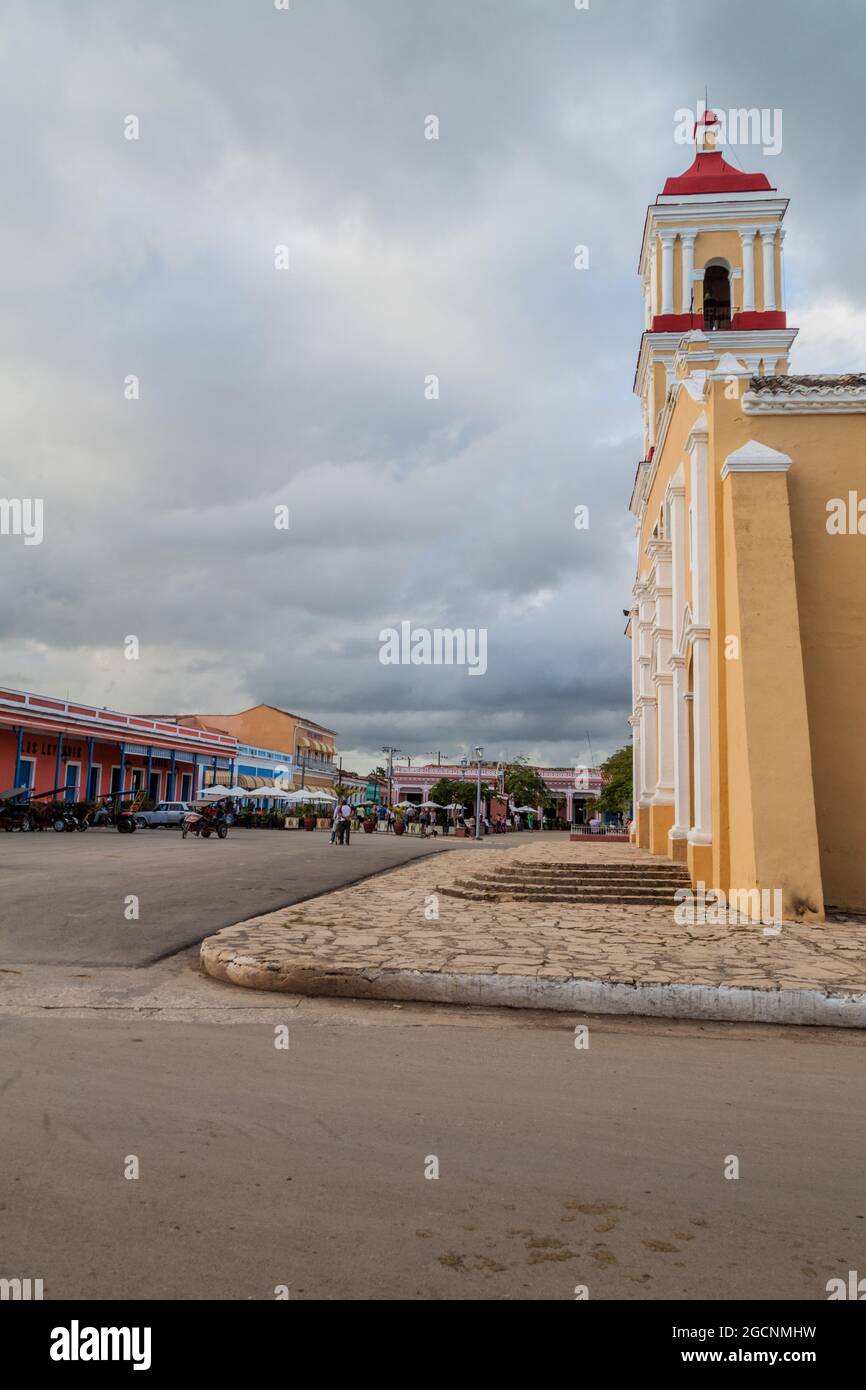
[635,109,797,459]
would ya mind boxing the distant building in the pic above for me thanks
[390,762,602,822]
[0,686,236,803]
[159,704,338,791]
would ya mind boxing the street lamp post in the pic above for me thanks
[474,745,484,841]
[382,746,401,809]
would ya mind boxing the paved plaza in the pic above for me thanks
[202,838,866,1021]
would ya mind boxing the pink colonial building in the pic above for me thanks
[0,686,238,805]
[390,762,603,823]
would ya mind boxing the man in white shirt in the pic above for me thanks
[337,799,353,844]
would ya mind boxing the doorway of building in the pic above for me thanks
[64,762,80,802]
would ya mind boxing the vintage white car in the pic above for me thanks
[133,800,195,829]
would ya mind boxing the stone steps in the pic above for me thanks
[440,859,690,906]
[442,888,679,906]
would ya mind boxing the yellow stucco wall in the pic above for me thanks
[747,413,866,910]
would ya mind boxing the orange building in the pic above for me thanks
[160,704,338,791]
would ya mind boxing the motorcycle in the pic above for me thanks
[181,804,229,840]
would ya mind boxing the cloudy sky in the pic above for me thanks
[1,0,864,774]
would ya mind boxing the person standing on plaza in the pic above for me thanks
[337,798,353,844]
[330,804,340,844]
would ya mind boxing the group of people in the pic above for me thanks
[330,799,354,844]
[326,800,560,843]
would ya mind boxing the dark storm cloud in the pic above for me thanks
[1,0,863,770]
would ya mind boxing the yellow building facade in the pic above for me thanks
[627,112,866,918]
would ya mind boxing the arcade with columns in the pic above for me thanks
[626,111,866,919]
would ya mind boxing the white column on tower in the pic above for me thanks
[761,229,776,312]
[680,232,696,317]
[778,227,786,310]
[740,229,756,313]
[660,234,675,316]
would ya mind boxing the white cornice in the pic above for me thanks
[634,328,798,397]
[743,384,866,414]
[638,199,788,275]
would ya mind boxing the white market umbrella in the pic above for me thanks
[284,788,336,804]
[202,784,231,798]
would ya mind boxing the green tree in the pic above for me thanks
[503,758,555,811]
[428,777,488,811]
[595,744,633,816]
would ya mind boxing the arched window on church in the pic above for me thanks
[703,263,732,331]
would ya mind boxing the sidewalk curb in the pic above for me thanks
[199,944,866,1028]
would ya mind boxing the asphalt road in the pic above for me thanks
[1,983,864,1301]
[0,826,463,966]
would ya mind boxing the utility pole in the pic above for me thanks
[426,750,445,766]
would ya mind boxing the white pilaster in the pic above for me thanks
[650,241,658,319]
[686,414,712,845]
[637,587,657,805]
[778,227,786,310]
[660,234,675,316]
[648,542,674,805]
[670,654,691,841]
[761,230,776,312]
[628,715,641,815]
[681,232,696,316]
[667,475,690,842]
[740,230,756,313]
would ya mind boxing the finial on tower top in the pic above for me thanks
[694,109,720,152]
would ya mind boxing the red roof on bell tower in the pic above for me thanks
[661,109,774,196]
[662,150,773,196]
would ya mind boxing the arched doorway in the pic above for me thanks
[703,264,732,331]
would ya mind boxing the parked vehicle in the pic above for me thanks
[92,790,147,833]
[133,801,195,830]
[0,784,69,832]
[51,805,90,833]
[181,805,229,840]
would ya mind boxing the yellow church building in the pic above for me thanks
[626,111,866,919]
